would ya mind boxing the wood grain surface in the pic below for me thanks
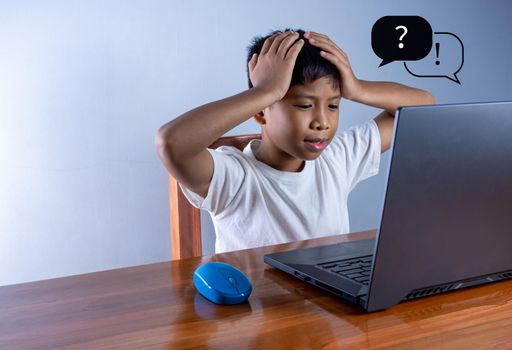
[1,230,512,349]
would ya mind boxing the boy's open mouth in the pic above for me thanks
[304,137,328,152]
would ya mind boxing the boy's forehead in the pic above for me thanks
[286,77,341,99]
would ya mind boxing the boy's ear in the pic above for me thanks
[252,110,266,125]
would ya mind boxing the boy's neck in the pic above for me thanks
[253,141,305,173]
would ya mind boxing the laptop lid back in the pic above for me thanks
[367,101,512,311]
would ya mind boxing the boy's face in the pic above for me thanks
[259,76,340,170]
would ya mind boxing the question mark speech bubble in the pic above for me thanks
[372,16,433,67]
[404,32,464,84]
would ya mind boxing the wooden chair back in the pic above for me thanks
[169,134,261,260]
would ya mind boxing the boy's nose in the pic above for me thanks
[311,120,329,130]
[311,113,330,130]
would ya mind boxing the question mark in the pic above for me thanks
[395,25,408,49]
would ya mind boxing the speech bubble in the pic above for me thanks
[372,16,433,67]
[404,32,464,84]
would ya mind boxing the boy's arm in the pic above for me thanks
[155,32,304,198]
[347,80,435,153]
[305,31,435,153]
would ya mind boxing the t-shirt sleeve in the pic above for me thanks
[329,120,381,191]
[179,147,245,215]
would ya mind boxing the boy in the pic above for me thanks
[156,29,435,253]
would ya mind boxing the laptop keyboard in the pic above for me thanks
[318,255,373,285]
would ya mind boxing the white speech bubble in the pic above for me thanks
[404,32,464,84]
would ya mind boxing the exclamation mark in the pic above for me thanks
[435,43,440,65]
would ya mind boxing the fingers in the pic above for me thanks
[284,38,304,61]
[305,31,347,57]
[276,32,300,57]
[318,50,340,66]
[260,32,287,55]
[260,33,278,55]
[260,31,300,58]
[268,31,292,55]
[304,32,349,70]
[319,48,349,73]
[304,31,329,40]
[248,53,258,71]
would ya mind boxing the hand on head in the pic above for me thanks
[248,31,304,102]
[304,31,362,100]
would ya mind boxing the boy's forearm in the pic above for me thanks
[157,87,276,160]
[347,80,435,115]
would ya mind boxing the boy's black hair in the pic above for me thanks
[246,29,341,90]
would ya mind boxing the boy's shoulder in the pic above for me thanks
[207,142,259,168]
[327,120,380,152]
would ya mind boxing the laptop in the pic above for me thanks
[264,101,512,312]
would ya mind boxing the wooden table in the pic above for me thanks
[2,230,512,349]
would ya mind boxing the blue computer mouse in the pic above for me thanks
[193,262,252,305]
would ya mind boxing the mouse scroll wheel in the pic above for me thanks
[228,277,241,293]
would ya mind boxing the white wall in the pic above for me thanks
[1,0,511,286]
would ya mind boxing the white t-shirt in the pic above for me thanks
[181,120,381,253]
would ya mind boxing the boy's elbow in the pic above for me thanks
[155,126,169,153]
[422,90,436,105]
[155,125,179,164]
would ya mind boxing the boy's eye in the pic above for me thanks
[329,104,339,109]
[294,104,312,109]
